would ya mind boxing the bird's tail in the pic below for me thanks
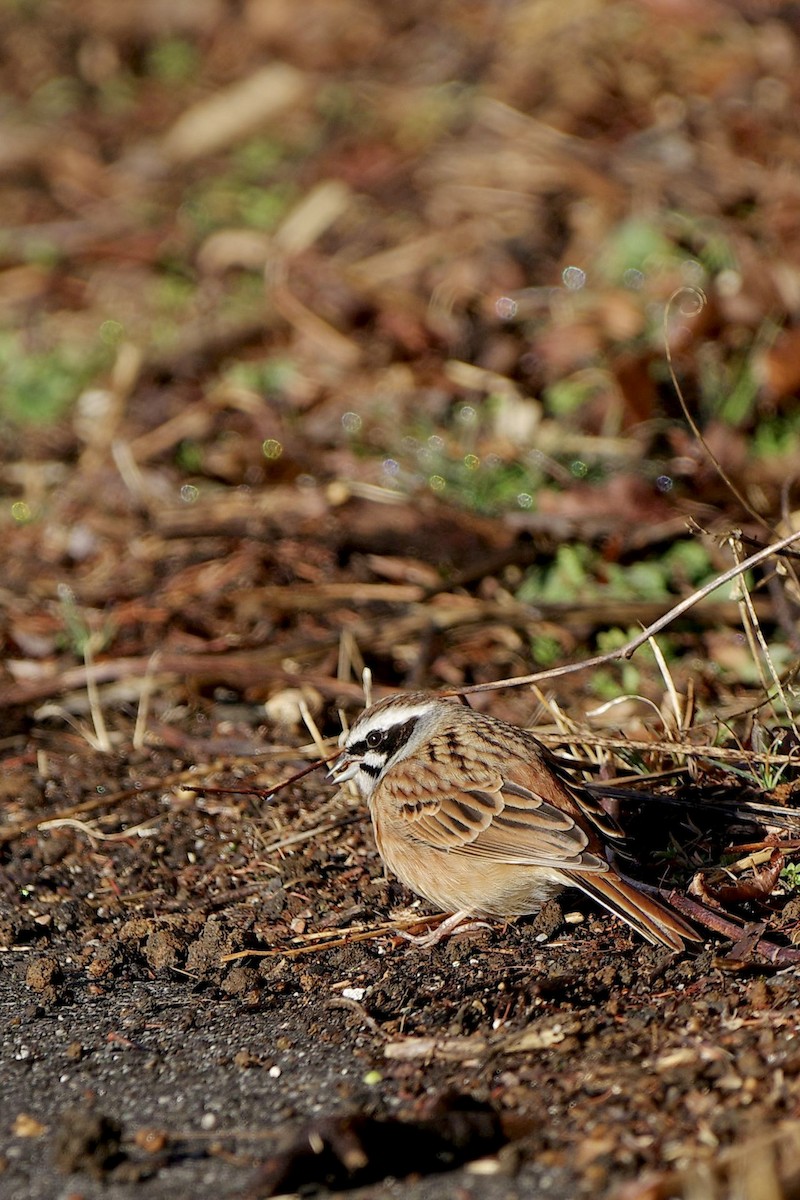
[565,869,700,950]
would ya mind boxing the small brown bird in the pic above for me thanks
[330,692,698,950]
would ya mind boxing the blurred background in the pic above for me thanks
[2,0,800,733]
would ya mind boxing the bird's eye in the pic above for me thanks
[366,729,385,749]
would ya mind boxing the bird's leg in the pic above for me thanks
[394,909,492,947]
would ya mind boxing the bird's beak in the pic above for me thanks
[327,751,361,784]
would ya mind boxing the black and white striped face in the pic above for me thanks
[329,694,444,797]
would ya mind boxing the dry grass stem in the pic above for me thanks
[220,913,455,962]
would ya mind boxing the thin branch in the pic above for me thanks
[453,527,800,697]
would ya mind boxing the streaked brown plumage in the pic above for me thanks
[330,692,698,950]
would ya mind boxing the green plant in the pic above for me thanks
[753,412,800,459]
[530,635,563,666]
[666,212,737,275]
[597,217,680,284]
[147,38,199,84]
[780,861,800,892]
[30,75,82,118]
[697,344,758,425]
[664,540,715,586]
[542,377,599,417]
[605,561,672,601]
[517,544,594,604]
[0,331,105,425]
[56,586,93,657]
[222,357,298,396]
[181,137,297,237]
[587,663,642,700]
[395,428,549,515]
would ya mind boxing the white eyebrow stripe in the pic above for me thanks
[347,703,433,744]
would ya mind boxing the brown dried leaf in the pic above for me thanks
[691,849,784,907]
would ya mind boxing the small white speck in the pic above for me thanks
[342,411,362,434]
[495,296,518,320]
[562,265,586,290]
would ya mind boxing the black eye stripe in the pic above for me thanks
[350,716,419,762]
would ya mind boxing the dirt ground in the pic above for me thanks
[3,936,798,1200]
[1,730,800,1199]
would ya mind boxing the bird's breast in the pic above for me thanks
[369,804,560,918]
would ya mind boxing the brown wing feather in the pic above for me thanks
[392,758,607,872]
[507,744,627,842]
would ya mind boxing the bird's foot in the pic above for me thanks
[394,910,491,947]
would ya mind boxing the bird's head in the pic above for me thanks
[328,693,451,797]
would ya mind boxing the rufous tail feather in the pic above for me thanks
[566,871,699,950]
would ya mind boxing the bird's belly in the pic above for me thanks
[378,830,560,918]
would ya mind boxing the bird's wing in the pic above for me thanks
[386,757,607,872]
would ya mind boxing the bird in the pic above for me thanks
[329,691,698,950]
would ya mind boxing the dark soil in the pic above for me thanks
[1,734,799,1199]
